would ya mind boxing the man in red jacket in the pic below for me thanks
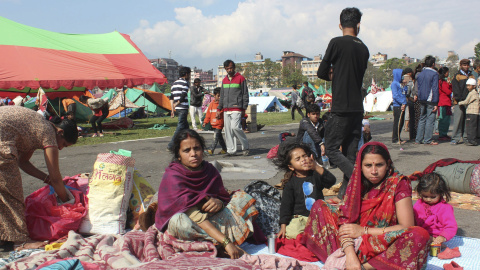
[216,60,250,156]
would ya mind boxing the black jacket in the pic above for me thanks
[451,70,472,102]
[190,85,205,107]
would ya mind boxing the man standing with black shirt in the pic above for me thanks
[317,7,369,200]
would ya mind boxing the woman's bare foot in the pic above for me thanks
[14,240,48,251]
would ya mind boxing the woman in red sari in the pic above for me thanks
[303,142,430,270]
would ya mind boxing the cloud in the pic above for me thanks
[130,0,477,69]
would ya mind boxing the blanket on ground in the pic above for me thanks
[2,226,317,270]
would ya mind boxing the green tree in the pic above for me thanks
[281,63,307,87]
[242,62,262,89]
[261,59,282,88]
[475,42,480,60]
[159,83,171,94]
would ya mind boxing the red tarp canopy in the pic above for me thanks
[0,16,167,98]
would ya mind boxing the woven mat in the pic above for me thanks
[413,191,480,211]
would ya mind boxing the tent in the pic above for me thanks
[248,96,288,113]
[0,16,167,98]
[363,91,393,112]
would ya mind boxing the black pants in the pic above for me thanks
[90,105,109,133]
[324,112,363,199]
[291,104,304,120]
[392,106,405,143]
[466,114,478,143]
[210,128,227,151]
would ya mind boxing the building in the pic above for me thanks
[281,51,311,68]
[190,67,214,86]
[301,54,322,81]
[149,58,179,85]
[371,52,388,67]
[401,54,421,65]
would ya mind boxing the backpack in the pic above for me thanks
[296,96,304,108]
[244,180,281,236]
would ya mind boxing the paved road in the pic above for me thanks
[18,112,480,241]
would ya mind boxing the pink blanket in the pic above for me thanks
[4,226,318,270]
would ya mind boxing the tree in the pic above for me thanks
[242,62,262,89]
[475,42,480,60]
[261,59,282,88]
[159,83,171,94]
[281,63,307,87]
[445,53,459,77]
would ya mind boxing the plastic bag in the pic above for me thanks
[128,170,156,229]
[25,178,87,241]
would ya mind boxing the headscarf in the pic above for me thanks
[338,142,400,225]
[155,160,231,231]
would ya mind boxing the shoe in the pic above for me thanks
[450,140,458,145]
[206,150,214,155]
[438,247,461,260]
[439,136,450,141]
[465,141,478,146]
[426,141,439,145]
[224,152,235,157]
[0,240,14,252]
[443,261,464,270]
[218,150,227,155]
[92,133,98,137]
[242,149,249,156]
[99,133,104,137]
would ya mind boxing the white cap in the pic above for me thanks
[466,78,477,86]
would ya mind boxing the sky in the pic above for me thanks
[2,0,478,73]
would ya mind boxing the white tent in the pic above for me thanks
[363,91,393,112]
[249,96,288,113]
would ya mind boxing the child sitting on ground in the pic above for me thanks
[203,87,227,155]
[458,78,479,146]
[296,104,325,159]
[275,142,336,239]
[414,172,457,245]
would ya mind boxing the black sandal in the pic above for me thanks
[0,240,14,252]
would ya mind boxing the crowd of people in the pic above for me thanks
[0,5,475,270]
[391,57,480,146]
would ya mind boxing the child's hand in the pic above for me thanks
[433,236,446,245]
[202,123,206,127]
[277,225,287,238]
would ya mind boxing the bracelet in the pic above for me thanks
[43,175,51,185]
[382,227,386,234]
[364,226,369,235]
[341,242,355,253]
[340,238,353,247]
[221,236,232,247]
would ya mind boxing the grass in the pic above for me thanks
[75,110,390,146]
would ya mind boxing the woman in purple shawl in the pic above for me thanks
[155,129,258,259]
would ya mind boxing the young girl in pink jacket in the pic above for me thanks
[414,172,457,245]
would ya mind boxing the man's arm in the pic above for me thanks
[317,40,335,81]
[242,79,249,110]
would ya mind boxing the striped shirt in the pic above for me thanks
[170,78,189,110]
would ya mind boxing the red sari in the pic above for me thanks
[303,142,430,270]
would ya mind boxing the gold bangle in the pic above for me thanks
[364,226,368,235]
[222,236,232,247]
[382,227,386,234]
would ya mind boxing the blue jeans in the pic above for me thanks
[415,103,436,144]
[302,132,321,158]
[168,109,189,150]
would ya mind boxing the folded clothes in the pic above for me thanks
[438,247,461,260]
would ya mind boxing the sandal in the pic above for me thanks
[91,133,98,138]
[426,141,439,145]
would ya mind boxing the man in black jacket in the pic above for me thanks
[451,59,473,145]
[317,7,369,200]
[189,78,205,130]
